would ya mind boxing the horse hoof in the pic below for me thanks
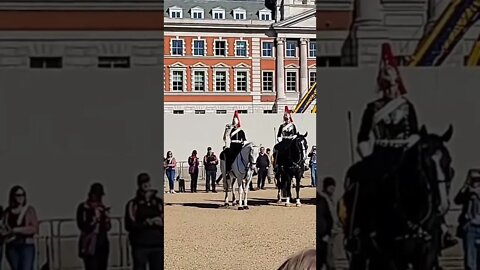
[238,206,244,210]
[244,206,249,210]
[277,200,282,204]
[296,203,301,207]
[285,203,291,207]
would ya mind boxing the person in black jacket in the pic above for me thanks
[76,183,111,270]
[256,147,270,190]
[204,147,218,193]
[125,173,164,270]
[317,177,338,270]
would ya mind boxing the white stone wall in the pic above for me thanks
[165,114,317,161]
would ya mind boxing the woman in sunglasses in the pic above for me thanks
[2,185,39,270]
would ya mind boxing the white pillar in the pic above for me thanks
[354,0,381,25]
[276,37,286,101]
[299,38,308,98]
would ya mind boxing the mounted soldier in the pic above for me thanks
[277,106,297,143]
[223,111,247,173]
[353,42,456,248]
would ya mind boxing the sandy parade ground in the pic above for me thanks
[164,179,316,270]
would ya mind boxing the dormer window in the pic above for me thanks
[212,7,225,20]
[191,7,204,19]
[169,7,183,19]
[233,8,246,20]
[259,9,272,21]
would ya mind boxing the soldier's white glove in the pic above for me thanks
[357,141,372,159]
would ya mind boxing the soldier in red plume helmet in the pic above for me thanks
[276,106,297,143]
[222,111,247,173]
[353,42,456,249]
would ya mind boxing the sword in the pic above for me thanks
[347,111,355,165]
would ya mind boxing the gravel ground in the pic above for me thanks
[164,182,316,270]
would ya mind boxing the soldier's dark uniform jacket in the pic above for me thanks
[277,122,297,142]
[225,127,247,172]
[358,96,418,151]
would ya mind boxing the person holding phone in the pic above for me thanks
[455,169,480,270]
[76,183,112,270]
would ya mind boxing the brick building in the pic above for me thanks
[164,0,318,115]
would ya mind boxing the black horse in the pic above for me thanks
[274,132,308,206]
[339,125,454,270]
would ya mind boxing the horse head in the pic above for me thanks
[245,142,260,167]
[417,124,454,215]
[295,133,309,160]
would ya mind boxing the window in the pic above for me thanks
[214,70,227,91]
[309,40,317,58]
[259,9,272,21]
[169,7,183,19]
[286,40,297,57]
[233,9,246,20]
[235,41,247,57]
[235,71,248,92]
[237,110,247,114]
[193,40,205,56]
[214,40,227,56]
[212,8,225,19]
[30,57,62,68]
[260,13,271,20]
[191,8,204,19]
[216,110,227,114]
[195,110,206,114]
[262,71,274,92]
[262,42,273,57]
[193,70,206,91]
[171,70,184,91]
[286,71,297,92]
[171,39,184,56]
[309,70,316,87]
[264,110,274,114]
[173,110,184,114]
[317,56,342,67]
[98,56,130,68]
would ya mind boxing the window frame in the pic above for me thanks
[214,39,228,56]
[191,69,208,92]
[285,69,298,92]
[261,41,274,57]
[261,71,275,92]
[170,68,186,92]
[235,40,248,57]
[170,38,185,56]
[192,39,206,56]
[285,40,298,58]
[213,69,229,92]
[191,7,204,19]
[212,7,226,20]
[234,69,249,92]
[169,7,183,19]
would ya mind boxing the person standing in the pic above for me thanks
[164,151,177,194]
[308,146,317,187]
[317,177,339,270]
[125,173,163,270]
[3,186,39,270]
[188,150,200,193]
[76,183,111,270]
[204,147,218,193]
[455,169,480,270]
[256,147,270,190]
[266,148,274,184]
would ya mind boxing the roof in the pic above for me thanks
[165,0,271,20]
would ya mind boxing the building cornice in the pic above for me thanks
[0,1,163,10]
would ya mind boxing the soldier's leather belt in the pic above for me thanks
[231,140,242,143]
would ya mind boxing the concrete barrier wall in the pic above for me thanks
[164,114,317,163]
[0,69,163,219]
[317,67,480,203]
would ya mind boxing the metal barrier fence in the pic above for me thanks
[31,216,131,270]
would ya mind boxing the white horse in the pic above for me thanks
[220,142,259,210]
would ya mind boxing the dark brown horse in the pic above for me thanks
[339,125,454,270]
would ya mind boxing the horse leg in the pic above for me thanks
[295,172,302,207]
[244,175,251,210]
[285,174,292,206]
[223,171,229,206]
[232,176,238,206]
[237,179,244,210]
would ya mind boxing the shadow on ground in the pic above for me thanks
[166,196,315,209]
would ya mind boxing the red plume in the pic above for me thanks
[232,110,241,127]
[377,42,406,94]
